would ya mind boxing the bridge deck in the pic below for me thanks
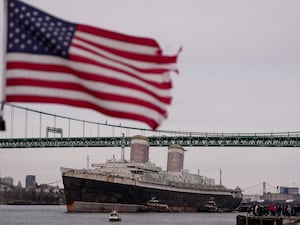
[1,133,300,148]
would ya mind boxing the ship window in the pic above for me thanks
[131,170,143,174]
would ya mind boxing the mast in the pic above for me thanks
[219,168,222,186]
[86,155,90,169]
[121,133,125,161]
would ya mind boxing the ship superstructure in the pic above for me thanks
[61,135,242,212]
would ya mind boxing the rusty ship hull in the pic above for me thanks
[62,167,242,213]
[62,136,242,213]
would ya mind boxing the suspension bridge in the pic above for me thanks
[1,103,300,148]
[242,182,279,196]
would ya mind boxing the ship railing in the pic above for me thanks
[140,179,229,193]
[162,180,228,192]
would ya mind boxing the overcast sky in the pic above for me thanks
[1,0,300,195]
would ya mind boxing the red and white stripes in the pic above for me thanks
[6,20,179,129]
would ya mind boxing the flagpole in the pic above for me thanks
[2,0,7,102]
[1,0,8,131]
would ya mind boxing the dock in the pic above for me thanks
[236,215,300,225]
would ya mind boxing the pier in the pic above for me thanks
[236,215,300,225]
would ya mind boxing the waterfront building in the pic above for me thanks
[25,175,36,188]
[1,177,14,186]
[280,186,299,194]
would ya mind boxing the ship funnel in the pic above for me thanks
[167,144,185,172]
[130,135,149,163]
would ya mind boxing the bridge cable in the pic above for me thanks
[2,102,300,137]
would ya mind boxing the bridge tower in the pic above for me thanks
[263,181,266,195]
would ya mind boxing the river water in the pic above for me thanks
[0,205,243,225]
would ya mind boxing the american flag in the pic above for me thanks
[4,0,179,130]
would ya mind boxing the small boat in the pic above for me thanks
[109,210,121,222]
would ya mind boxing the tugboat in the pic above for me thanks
[204,198,220,212]
[146,197,169,212]
[109,210,121,222]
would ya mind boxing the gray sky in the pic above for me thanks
[1,0,300,195]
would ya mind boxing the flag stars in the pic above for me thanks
[7,0,76,58]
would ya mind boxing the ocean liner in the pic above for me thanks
[61,135,242,212]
